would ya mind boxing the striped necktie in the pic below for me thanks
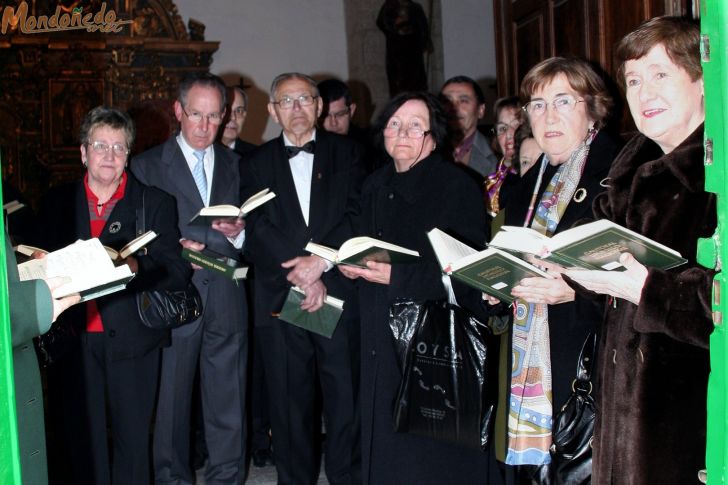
[192,149,207,203]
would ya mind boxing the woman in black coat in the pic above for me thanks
[36,107,191,485]
[339,92,491,484]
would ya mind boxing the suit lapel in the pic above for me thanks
[307,134,329,237]
[273,136,308,229]
[74,181,92,240]
[209,144,235,207]
[163,137,205,209]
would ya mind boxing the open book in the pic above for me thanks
[104,230,158,261]
[277,286,344,338]
[17,238,135,302]
[427,228,551,303]
[188,188,276,225]
[3,200,26,215]
[305,237,419,268]
[489,219,687,271]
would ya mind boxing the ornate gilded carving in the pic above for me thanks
[0,0,217,203]
[131,0,189,40]
[111,48,135,66]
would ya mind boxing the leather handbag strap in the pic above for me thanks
[574,332,597,391]
[135,188,146,236]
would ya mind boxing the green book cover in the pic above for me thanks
[491,220,687,271]
[278,287,344,338]
[546,226,688,271]
[451,250,550,303]
[181,247,248,280]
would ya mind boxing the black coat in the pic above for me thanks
[503,130,621,410]
[591,126,715,485]
[36,173,191,359]
[355,152,490,484]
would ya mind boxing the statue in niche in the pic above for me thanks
[377,0,432,97]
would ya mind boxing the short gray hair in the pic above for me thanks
[269,73,319,101]
[178,72,227,112]
[79,106,136,149]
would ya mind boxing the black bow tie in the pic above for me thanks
[286,140,315,158]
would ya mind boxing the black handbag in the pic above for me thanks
[33,319,81,366]
[534,332,597,485]
[389,296,494,451]
[134,189,202,330]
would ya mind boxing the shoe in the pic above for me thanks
[252,448,275,468]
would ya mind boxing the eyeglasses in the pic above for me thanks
[383,124,431,139]
[522,94,584,117]
[182,106,225,125]
[230,106,246,118]
[492,121,521,136]
[271,94,318,110]
[88,141,129,157]
[325,108,350,121]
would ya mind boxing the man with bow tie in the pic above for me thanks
[240,72,365,484]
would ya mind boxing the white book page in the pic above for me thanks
[489,229,546,254]
[338,237,418,260]
[427,228,477,271]
[241,189,276,216]
[548,219,613,249]
[18,239,131,297]
[305,242,339,263]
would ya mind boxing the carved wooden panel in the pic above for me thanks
[0,0,218,204]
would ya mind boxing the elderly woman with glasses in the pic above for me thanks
[339,91,491,484]
[485,57,622,482]
[35,106,191,485]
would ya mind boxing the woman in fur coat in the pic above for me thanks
[566,17,715,484]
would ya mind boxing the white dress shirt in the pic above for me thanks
[177,135,245,249]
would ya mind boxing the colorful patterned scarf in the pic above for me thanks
[484,157,517,216]
[506,129,596,466]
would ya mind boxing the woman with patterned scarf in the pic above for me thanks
[485,97,521,224]
[487,57,622,484]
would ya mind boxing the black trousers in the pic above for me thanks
[257,316,360,485]
[82,333,161,485]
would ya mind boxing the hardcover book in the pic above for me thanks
[305,237,419,268]
[427,228,551,303]
[17,238,135,302]
[489,219,687,271]
[104,230,158,261]
[188,188,276,225]
[181,247,248,280]
[277,286,344,338]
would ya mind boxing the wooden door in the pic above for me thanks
[493,0,694,98]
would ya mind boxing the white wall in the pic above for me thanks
[440,0,498,122]
[172,0,499,136]
[174,0,349,143]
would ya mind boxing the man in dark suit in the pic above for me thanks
[132,72,248,485]
[241,72,364,485]
[220,85,257,156]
